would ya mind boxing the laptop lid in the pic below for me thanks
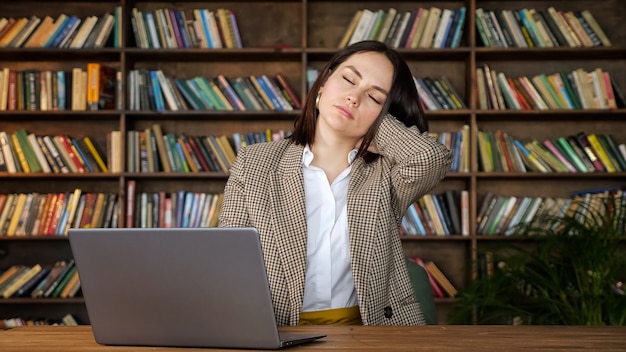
[68,227,325,349]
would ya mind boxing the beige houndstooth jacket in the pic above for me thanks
[219,114,451,325]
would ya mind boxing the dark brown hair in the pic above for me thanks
[291,40,427,162]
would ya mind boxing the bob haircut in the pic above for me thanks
[291,40,427,162]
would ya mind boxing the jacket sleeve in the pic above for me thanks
[218,146,250,227]
[374,114,452,217]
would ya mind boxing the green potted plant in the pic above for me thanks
[449,195,626,325]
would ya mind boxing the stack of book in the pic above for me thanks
[408,257,458,298]
[401,190,470,236]
[127,124,288,174]
[476,65,625,110]
[0,9,120,49]
[413,76,467,110]
[430,126,470,173]
[130,7,242,49]
[127,71,300,111]
[476,188,625,236]
[1,314,78,329]
[475,7,611,48]
[0,65,122,112]
[0,130,112,174]
[339,7,467,49]
[125,186,223,229]
[477,129,626,174]
[0,190,119,236]
[0,260,79,300]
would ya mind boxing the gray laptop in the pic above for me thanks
[68,227,326,349]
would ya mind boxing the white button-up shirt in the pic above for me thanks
[301,145,359,311]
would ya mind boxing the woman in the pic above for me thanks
[219,40,451,325]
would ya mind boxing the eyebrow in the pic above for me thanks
[345,65,389,95]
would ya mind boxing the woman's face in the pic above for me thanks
[317,51,394,141]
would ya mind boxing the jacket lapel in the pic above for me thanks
[347,158,380,319]
[269,143,308,323]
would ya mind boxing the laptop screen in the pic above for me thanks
[69,227,290,349]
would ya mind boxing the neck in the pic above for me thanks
[312,119,358,156]
[311,128,355,165]
[309,124,357,183]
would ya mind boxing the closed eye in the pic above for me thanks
[343,76,354,85]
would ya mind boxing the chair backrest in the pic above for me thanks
[405,259,438,324]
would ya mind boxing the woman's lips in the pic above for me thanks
[334,105,354,119]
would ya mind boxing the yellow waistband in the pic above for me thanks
[299,306,362,325]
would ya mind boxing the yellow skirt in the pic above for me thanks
[299,306,362,325]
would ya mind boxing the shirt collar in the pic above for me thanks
[302,145,358,167]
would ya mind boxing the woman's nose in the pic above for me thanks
[346,94,358,106]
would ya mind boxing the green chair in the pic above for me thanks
[405,259,437,324]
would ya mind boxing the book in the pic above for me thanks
[494,196,520,234]
[86,63,117,111]
[405,203,426,235]
[62,313,79,326]
[27,133,51,173]
[587,133,616,172]
[205,135,230,172]
[6,193,27,236]
[24,16,54,48]
[338,10,363,48]
[150,124,172,173]
[409,8,430,48]
[0,266,29,297]
[15,129,41,172]
[433,193,453,235]
[596,134,625,172]
[348,9,375,45]
[50,265,77,298]
[574,132,605,172]
[275,73,302,109]
[528,140,569,172]
[82,136,108,172]
[444,190,462,235]
[54,135,86,173]
[69,16,98,48]
[422,194,446,235]
[565,136,595,173]
[0,265,24,291]
[16,193,37,236]
[15,267,50,297]
[483,196,509,235]
[603,135,626,171]
[175,79,206,110]
[59,269,80,298]
[424,261,457,297]
[2,264,42,298]
[476,192,497,234]
[0,131,17,173]
[555,137,589,172]
[418,7,442,48]
[409,257,445,298]
[0,17,29,47]
[177,135,199,173]
[580,10,611,47]
[216,75,246,111]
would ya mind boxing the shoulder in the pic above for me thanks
[240,139,293,159]
[236,139,301,170]
[243,139,292,154]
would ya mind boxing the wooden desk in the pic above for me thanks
[0,325,624,351]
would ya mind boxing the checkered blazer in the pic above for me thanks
[219,115,451,325]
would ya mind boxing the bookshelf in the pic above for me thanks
[0,0,625,326]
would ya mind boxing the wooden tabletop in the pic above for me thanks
[1,325,625,351]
